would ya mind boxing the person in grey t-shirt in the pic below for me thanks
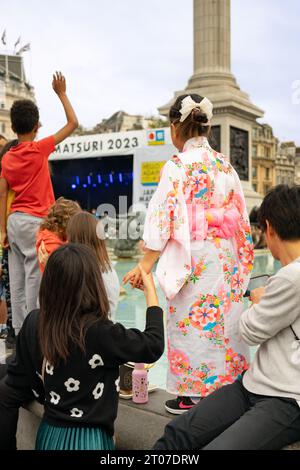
[154,185,300,450]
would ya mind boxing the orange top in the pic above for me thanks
[1,136,55,218]
[36,228,65,272]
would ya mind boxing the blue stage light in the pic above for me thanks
[119,173,123,183]
[109,174,113,183]
[83,184,87,188]
[105,183,109,187]
[76,176,80,185]
[87,176,91,185]
[93,184,97,188]
[71,184,76,189]
[97,174,102,184]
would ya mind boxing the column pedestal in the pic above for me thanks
[158,0,264,209]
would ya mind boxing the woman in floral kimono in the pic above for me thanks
[124,94,254,414]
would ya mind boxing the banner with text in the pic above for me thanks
[133,144,176,209]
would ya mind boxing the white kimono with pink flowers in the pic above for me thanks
[143,137,254,397]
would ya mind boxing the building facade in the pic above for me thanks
[0,54,35,140]
[294,147,300,185]
[276,141,296,186]
[252,124,277,196]
[73,111,168,136]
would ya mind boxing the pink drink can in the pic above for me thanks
[132,363,148,404]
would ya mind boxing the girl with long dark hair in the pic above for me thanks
[2,244,164,450]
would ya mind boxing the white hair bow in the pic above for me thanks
[179,96,213,125]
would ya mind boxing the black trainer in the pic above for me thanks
[165,396,199,415]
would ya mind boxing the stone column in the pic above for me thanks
[194,0,231,75]
[158,0,265,210]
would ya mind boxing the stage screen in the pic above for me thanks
[50,155,133,213]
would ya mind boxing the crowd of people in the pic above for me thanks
[0,74,300,451]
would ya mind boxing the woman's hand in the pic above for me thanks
[38,241,50,267]
[138,264,159,307]
[250,287,265,305]
[123,265,142,289]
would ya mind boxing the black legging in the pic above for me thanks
[0,377,34,450]
[153,379,300,450]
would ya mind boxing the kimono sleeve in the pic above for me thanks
[143,159,192,300]
[143,159,190,252]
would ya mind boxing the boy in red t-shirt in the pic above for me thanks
[0,72,78,335]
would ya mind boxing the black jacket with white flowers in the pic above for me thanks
[5,306,164,436]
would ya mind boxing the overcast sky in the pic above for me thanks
[1,0,299,143]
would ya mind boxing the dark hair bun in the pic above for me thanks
[191,108,208,125]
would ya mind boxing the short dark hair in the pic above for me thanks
[258,185,300,240]
[169,94,210,140]
[10,99,39,134]
[38,243,110,366]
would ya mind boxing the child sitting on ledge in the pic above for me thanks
[0,244,164,450]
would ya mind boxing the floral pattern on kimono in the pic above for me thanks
[143,136,254,397]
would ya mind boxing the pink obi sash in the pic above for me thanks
[156,204,241,300]
[187,204,240,241]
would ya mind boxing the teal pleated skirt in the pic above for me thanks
[36,421,115,450]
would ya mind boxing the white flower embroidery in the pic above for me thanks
[89,354,104,369]
[64,378,80,393]
[115,377,120,393]
[32,389,39,398]
[92,382,104,400]
[50,391,60,405]
[46,362,54,376]
[70,408,84,418]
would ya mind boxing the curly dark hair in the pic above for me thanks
[10,99,39,134]
[40,197,82,241]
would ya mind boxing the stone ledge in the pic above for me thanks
[16,390,300,450]
[16,389,173,450]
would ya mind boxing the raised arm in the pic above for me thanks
[99,266,164,366]
[52,72,79,145]
[0,177,8,247]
